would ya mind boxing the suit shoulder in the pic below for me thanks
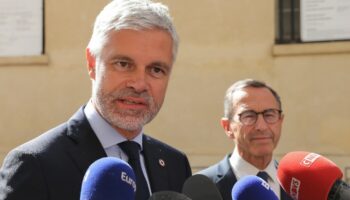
[9,122,69,157]
[196,155,231,182]
[1,123,68,165]
[196,162,221,179]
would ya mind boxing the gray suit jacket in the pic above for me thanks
[0,107,192,200]
[197,155,292,200]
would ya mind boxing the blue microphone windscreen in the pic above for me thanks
[80,157,136,200]
[231,175,279,200]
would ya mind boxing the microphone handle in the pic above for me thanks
[328,180,350,200]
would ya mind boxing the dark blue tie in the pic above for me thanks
[119,141,150,200]
[257,171,270,182]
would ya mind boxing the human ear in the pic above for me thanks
[86,48,96,80]
[221,118,234,139]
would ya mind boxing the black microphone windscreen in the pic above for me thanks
[328,179,350,200]
[182,174,223,200]
[148,191,192,200]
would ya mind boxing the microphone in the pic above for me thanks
[148,191,192,200]
[277,151,350,200]
[80,157,136,200]
[182,174,223,200]
[231,175,279,200]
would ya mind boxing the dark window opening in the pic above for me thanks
[276,0,350,44]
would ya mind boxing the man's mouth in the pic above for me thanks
[117,97,148,108]
[120,99,144,105]
[250,134,273,141]
[251,137,273,145]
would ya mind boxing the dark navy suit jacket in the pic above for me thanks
[0,107,192,200]
[197,155,292,200]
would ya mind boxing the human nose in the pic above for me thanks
[254,114,269,130]
[126,70,149,93]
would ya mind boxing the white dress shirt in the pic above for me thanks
[84,101,152,193]
[229,147,281,199]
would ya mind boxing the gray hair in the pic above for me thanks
[223,79,282,121]
[87,0,179,62]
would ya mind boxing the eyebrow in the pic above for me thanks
[240,108,280,113]
[110,55,172,71]
[108,55,133,62]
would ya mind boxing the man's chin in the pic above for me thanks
[252,145,274,156]
[112,121,143,131]
[254,150,273,158]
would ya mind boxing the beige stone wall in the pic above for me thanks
[1,0,350,179]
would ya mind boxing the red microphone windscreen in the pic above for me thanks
[277,151,343,200]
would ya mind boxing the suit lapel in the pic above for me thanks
[280,187,290,200]
[64,107,107,175]
[215,155,237,200]
[142,135,169,192]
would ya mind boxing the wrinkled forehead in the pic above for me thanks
[232,87,280,113]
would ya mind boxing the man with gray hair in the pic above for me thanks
[198,79,292,200]
[0,1,191,200]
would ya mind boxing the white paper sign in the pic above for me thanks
[301,0,350,42]
[0,0,43,57]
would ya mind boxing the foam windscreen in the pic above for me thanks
[231,175,279,200]
[277,151,343,200]
[80,157,136,200]
[182,174,223,200]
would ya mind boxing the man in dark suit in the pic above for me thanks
[0,1,191,200]
[198,79,292,200]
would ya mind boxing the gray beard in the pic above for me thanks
[94,87,160,131]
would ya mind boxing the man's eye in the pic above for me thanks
[264,110,278,117]
[243,115,255,119]
[241,112,256,119]
[149,66,167,78]
[112,60,133,71]
[152,67,164,73]
[264,112,275,116]
[116,61,130,68]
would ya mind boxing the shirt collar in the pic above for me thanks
[84,100,144,150]
[229,147,278,184]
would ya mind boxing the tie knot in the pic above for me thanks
[118,141,141,161]
[257,171,270,182]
